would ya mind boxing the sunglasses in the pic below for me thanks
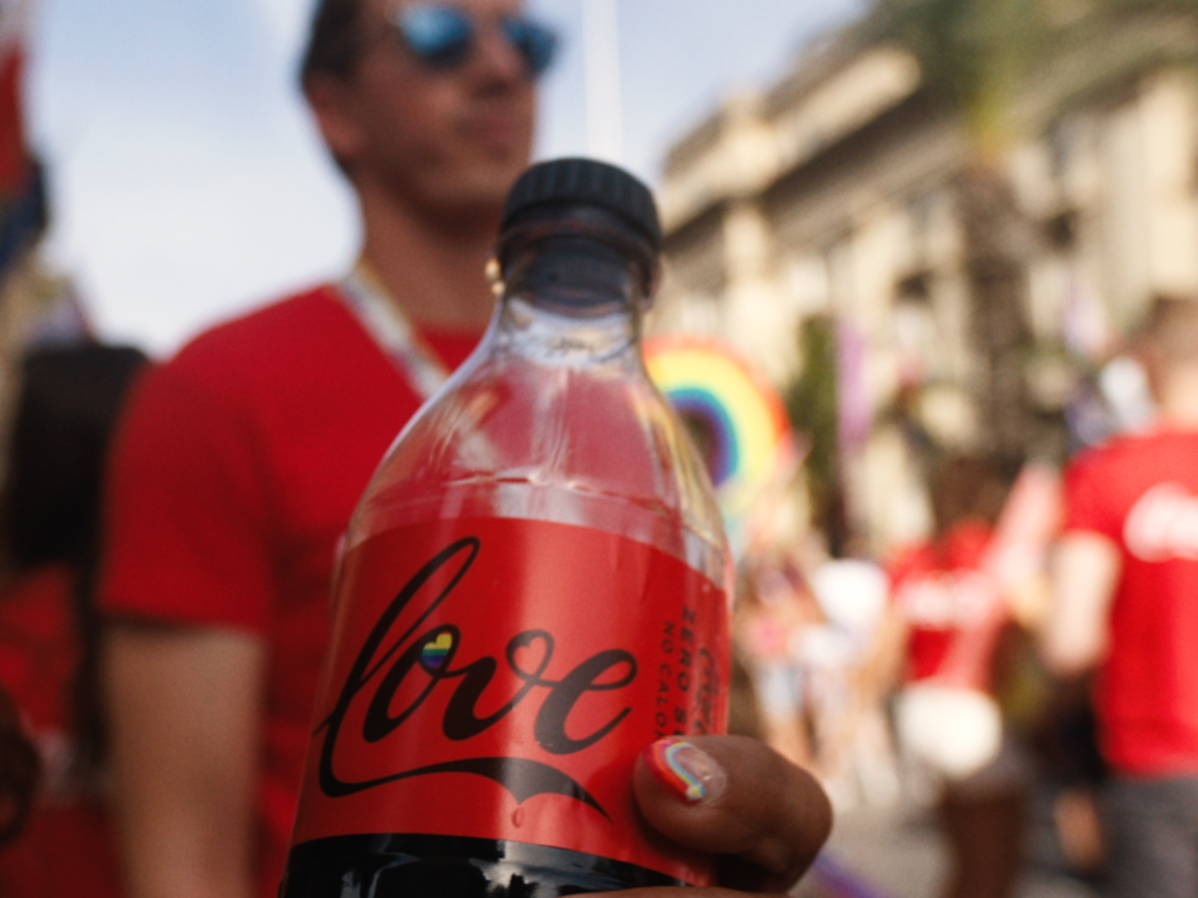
[389,4,559,78]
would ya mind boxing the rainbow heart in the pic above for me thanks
[421,632,454,669]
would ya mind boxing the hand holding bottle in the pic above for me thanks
[612,734,832,898]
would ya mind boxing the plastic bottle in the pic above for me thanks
[280,158,731,897]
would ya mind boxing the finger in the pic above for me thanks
[632,735,832,892]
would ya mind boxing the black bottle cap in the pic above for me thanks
[501,158,662,250]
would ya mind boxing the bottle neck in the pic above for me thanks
[503,236,648,313]
[492,218,657,364]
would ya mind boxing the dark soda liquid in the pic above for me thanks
[279,834,683,897]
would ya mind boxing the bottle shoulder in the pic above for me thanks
[349,352,727,578]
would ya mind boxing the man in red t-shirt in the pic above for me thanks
[1047,295,1198,898]
[98,2,831,897]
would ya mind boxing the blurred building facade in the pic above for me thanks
[650,15,1198,551]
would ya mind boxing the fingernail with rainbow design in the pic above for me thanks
[642,738,727,803]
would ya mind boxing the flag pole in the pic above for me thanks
[582,0,623,165]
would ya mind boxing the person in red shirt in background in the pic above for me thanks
[98,2,832,897]
[0,343,148,897]
[884,454,1059,898]
[1046,294,1198,898]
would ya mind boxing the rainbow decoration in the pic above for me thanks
[646,738,709,802]
[420,632,454,670]
[644,336,795,548]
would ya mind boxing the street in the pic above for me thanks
[798,792,1101,898]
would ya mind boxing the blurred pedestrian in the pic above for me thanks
[806,553,898,810]
[1046,294,1198,898]
[98,2,549,893]
[736,548,821,768]
[883,454,1045,898]
[0,342,148,897]
[1033,678,1107,881]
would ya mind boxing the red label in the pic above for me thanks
[292,517,730,883]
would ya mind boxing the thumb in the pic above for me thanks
[633,735,832,892]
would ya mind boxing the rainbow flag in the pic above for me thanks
[644,336,797,552]
[0,0,43,281]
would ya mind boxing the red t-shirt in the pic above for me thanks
[888,522,1006,692]
[98,285,480,898]
[1064,427,1198,776]
[0,565,122,898]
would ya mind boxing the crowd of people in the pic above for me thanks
[732,296,1198,898]
[2,1,1198,897]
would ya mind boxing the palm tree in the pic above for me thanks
[863,0,1061,460]
[864,0,1198,460]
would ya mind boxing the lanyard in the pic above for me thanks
[338,261,450,402]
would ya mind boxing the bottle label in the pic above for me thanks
[292,516,729,883]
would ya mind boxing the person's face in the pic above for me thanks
[311,0,541,227]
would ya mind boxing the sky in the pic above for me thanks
[24,0,866,355]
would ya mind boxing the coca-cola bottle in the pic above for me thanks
[280,158,732,897]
